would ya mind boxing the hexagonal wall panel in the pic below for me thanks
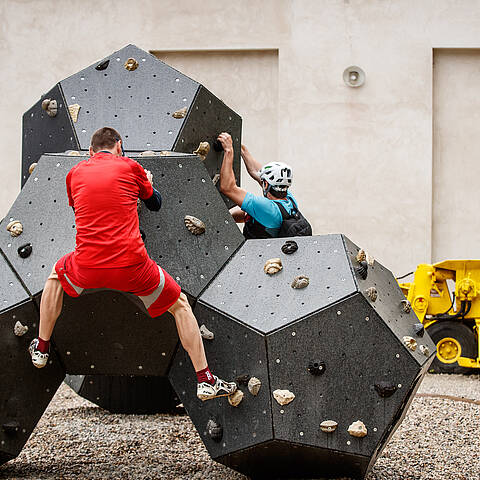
[169,234,436,479]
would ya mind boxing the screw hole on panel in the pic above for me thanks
[205,252,209,256]
[153,131,156,134]
[72,225,75,229]
[171,91,174,94]
[84,89,88,92]
[185,266,189,270]
[327,267,331,270]
[205,202,209,206]
[159,255,163,259]
[108,96,111,99]
[301,302,305,305]
[203,111,206,115]
[229,291,233,294]
[259,254,263,257]
[245,305,249,308]
[276,294,280,298]
[258,285,262,288]
[139,115,142,118]
[28,201,32,205]
[114,114,118,118]
[51,239,54,242]
[271,312,275,315]
[125,135,128,138]
[41,265,45,268]
[178,239,182,243]
[104,73,107,77]
[53,199,56,203]
[326,286,330,289]
[216,231,220,234]
[128,86,131,89]
[239,272,243,275]
[161,174,165,177]
[86,111,90,114]
[153,74,156,77]
[146,96,150,100]
[156,226,160,229]
[40,222,43,226]
[179,200,182,204]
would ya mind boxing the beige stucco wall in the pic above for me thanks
[1,0,480,275]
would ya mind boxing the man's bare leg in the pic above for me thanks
[168,293,207,372]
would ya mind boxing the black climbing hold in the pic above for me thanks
[213,139,223,152]
[355,260,368,280]
[413,323,425,337]
[140,229,146,242]
[281,240,298,255]
[206,419,223,442]
[307,360,326,376]
[95,59,110,71]
[17,243,32,259]
[374,381,397,398]
[236,374,250,386]
[2,421,20,434]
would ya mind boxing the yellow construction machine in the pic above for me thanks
[399,260,480,374]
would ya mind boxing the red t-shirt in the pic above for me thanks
[66,152,153,268]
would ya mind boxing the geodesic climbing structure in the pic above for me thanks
[1,45,435,479]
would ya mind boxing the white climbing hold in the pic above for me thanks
[66,150,82,156]
[273,389,295,406]
[348,420,367,438]
[248,377,261,396]
[14,321,28,337]
[6,221,23,237]
[402,336,417,352]
[320,420,338,433]
[419,344,430,356]
[264,258,283,275]
[68,104,81,123]
[228,389,244,407]
[199,324,214,340]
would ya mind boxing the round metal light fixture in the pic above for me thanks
[343,66,365,88]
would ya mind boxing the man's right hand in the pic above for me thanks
[144,169,153,185]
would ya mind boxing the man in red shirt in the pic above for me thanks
[29,127,237,401]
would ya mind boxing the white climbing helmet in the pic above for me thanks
[258,162,293,191]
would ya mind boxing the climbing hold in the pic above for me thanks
[206,419,223,442]
[413,323,425,337]
[184,215,206,235]
[193,142,210,161]
[366,253,375,266]
[212,173,220,185]
[199,324,214,340]
[41,98,57,117]
[68,103,81,123]
[213,139,223,152]
[281,240,298,255]
[374,381,397,398]
[355,261,368,280]
[320,420,338,433]
[307,360,326,376]
[273,389,295,406]
[14,321,28,337]
[172,107,188,119]
[291,275,309,289]
[365,286,378,302]
[356,249,366,263]
[95,59,110,71]
[139,150,156,156]
[124,57,139,71]
[264,258,283,275]
[28,162,37,174]
[402,336,417,352]
[6,220,23,237]
[17,243,32,258]
[401,299,412,313]
[66,150,82,156]
[236,374,250,386]
[248,377,261,396]
[159,151,171,156]
[228,389,244,407]
[419,344,430,356]
[348,420,367,438]
[2,421,20,434]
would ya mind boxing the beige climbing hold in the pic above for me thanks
[41,98,57,117]
[366,253,375,266]
[356,249,366,263]
[273,389,295,406]
[172,107,188,119]
[14,321,28,337]
[320,420,338,433]
[403,336,417,352]
[159,151,171,156]
[291,275,309,289]
[365,286,378,302]
[28,163,37,174]
[199,324,214,340]
[264,258,283,275]
[6,221,23,237]
[193,142,210,161]
[68,104,81,123]
[248,377,261,396]
[124,57,139,71]
[66,150,82,156]
[228,389,244,407]
[401,299,411,313]
[212,174,220,185]
[139,150,156,156]
[184,215,206,235]
[348,420,367,438]
[419,344,430,356]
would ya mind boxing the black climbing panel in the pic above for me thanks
[64,375,180,414]
[169,234,436,479]
[0,252,65,463]
[21,83,79,187]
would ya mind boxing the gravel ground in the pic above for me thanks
[1,374,479,480]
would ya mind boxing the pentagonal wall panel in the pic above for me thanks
[60,45,200,152]
[199,235,356,334]
[266,293,422,461]
[344,236,436,366]
[21,83,78,187]
[169,301,272,458]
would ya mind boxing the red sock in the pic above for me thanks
[196,366,215,385]
[37,337,50,354]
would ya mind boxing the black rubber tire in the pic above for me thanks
[426,321,477,374]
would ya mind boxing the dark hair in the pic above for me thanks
[90,127,122,152]
[269,187,288,199]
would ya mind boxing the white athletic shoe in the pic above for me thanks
[197,375,237,401]
[29,338,49,368]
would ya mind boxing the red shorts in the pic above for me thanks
[55,253,181,318]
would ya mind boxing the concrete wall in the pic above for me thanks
[1,0,480,275]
